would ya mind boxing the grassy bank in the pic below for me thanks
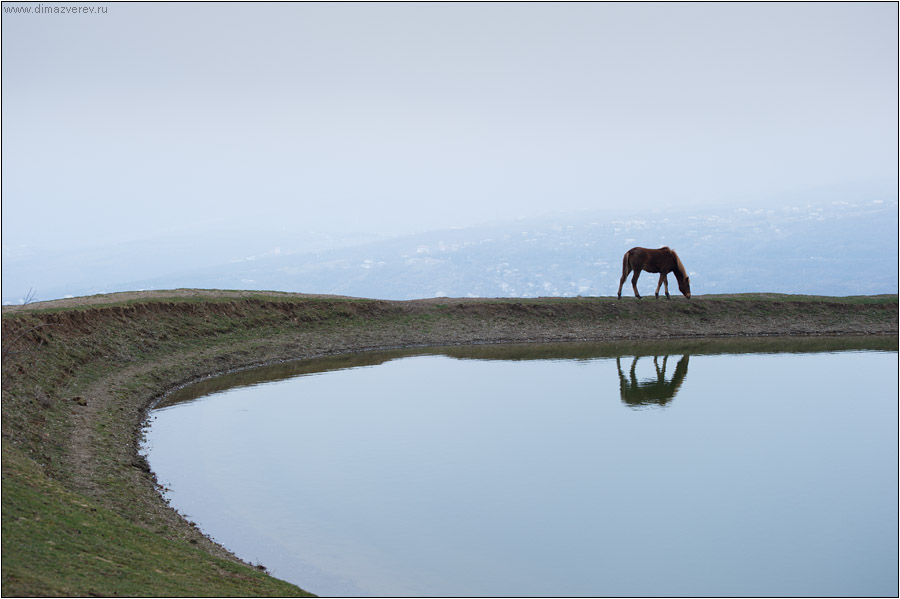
[2,290,897,596]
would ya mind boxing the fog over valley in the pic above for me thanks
[4,188,895,304]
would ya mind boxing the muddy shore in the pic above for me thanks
[2,290,897,596]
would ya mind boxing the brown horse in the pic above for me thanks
[617,246,691,299]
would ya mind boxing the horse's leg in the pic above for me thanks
[663,274,670,299]
[618,262,631,299]
[631,269,642,299]
[655,274,665,299]
[616,356,628,389]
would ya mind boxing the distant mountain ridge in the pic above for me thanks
[3,197,897,304]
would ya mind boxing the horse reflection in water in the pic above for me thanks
[616,354,690,408]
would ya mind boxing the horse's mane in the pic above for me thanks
[662,247,687,279]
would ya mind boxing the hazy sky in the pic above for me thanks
[2,2,897,251]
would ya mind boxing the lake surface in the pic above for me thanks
[143,337,898,597]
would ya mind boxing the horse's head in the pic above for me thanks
[678,276,691,299]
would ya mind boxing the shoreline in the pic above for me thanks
[2,290,897,596]
[146,329,896,410]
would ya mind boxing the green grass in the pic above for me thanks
[3,297,333,596]
[695,292,899,303]
[1,444,310,597]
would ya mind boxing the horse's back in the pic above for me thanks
[624,246,675,273]
[625,246,650,260]
[626,246,669,256]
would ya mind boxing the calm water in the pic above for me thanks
[143,337,898,597]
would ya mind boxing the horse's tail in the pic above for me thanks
[622,249,632,276]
